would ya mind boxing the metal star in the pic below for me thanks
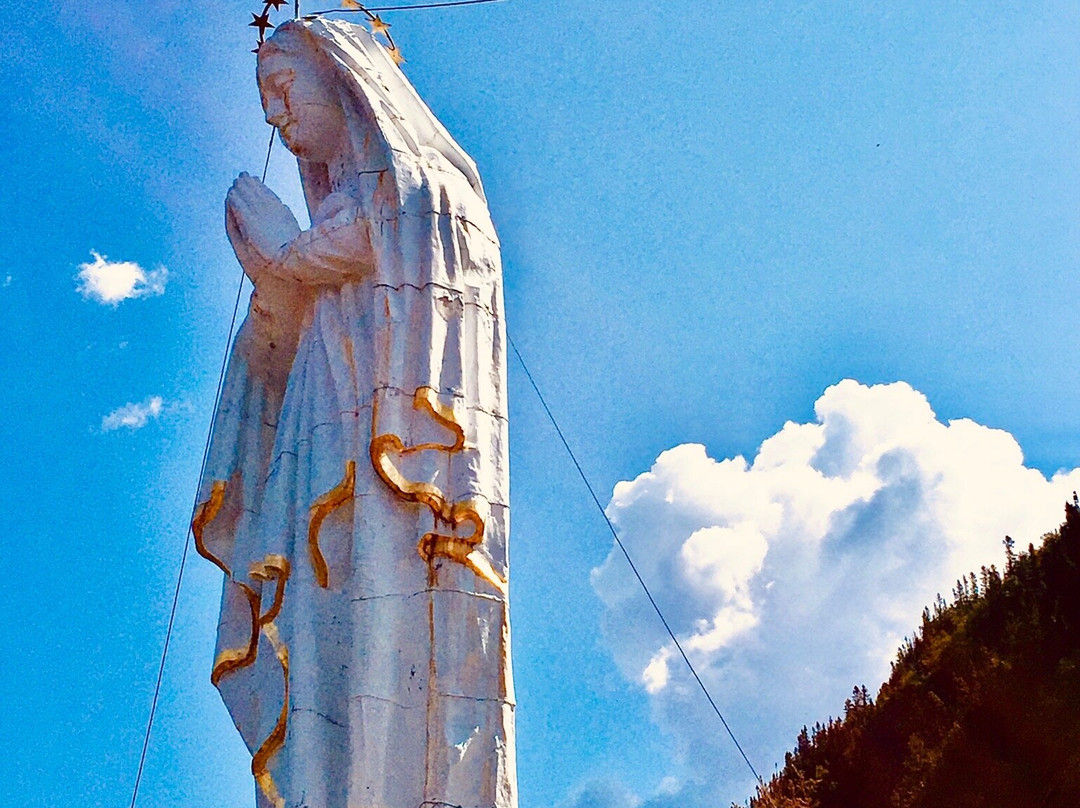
[250,10,275,37]
[341,0,363,8]
[387,45,405,65]
[266,0,288,8]
[369,14,390,37]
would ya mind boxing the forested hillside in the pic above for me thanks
[745,496,1080,808]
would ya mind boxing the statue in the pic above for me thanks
[192,18,516,808]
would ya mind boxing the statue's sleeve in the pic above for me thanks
[272,206,375,285]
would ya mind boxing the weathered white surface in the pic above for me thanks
[195,18,515,808]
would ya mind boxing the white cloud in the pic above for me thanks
[2,274,11,287]
[101,396,164,431]
[76,251,167,305]
[591,380,1080,796]
[558,778,715,808]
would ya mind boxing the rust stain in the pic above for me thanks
[342,334,360,392]
[498,599,511,702]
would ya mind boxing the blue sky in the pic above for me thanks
[2,2,1079,807]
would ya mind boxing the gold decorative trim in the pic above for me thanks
[193,482,293,805]
[192,480,228,575]
[252,554,291,626]
[249,555,292,808]
[418,503,506,596]
[308,460,356,588]
[211,582,260,686]
[371,386,506,593]
[192,481,264,686]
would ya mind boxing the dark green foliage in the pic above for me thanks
[744,496,1080,808]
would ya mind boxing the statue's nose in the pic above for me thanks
[264,95,288,127]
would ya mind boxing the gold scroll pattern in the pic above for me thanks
[249,555,292,808]
[370,385,507,594]
[192,482,293,808]
[304,333,361,589]
[192,481,260,685]
[308,460,357,588]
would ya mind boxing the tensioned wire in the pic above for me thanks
[323,0,506,13]
[128,14,768,805]
[126,126,275,808]
[506,336,765,787]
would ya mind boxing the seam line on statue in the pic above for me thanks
[292,396,507,421]
[331,207,499,248]
[290,708,348,728]
[346,694,420,709]
[336,405,506,425]
[350,588,505,604]
[371,281,502,312]
[389,209,500,247]
[376,291,501,315]
[253,395,507,425]
[258,478,509,511]
[256,467,511,509]
[371,386,508,421]
[436,692,516,705]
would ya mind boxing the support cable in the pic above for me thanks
[127,115,766,800]
[127,127,276,808]
[507,335,765,786]
[314,0,506,14]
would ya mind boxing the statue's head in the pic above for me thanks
[257,24,347,164]
[257,18,486,203]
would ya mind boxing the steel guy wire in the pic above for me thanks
[127,126,276,808]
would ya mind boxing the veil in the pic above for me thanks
[196,17,514,808]
[269,18,486,215]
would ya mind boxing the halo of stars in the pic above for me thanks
[250,0,404,65]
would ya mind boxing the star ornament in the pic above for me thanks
[387,44,405,66]
[266,0,288,8]
[341,0,363,8]
[250,10,275,38]
[369,14,391,37]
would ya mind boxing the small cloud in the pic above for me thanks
[102,396,164,431]
[2,274,11,287]
[76,251,167,305]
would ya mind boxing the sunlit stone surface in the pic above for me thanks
[194,18,515,808]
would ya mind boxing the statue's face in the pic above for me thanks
[258,48,346,163]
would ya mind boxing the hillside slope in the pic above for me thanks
[746,496,1080,808]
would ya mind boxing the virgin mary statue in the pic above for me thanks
[192,18,515,808]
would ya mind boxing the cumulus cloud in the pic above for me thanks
[591,380,1080,797]
[76,251,167,304]
[558,778,716,808]
[101,396,164,431]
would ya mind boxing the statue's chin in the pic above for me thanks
[280,133,335,164]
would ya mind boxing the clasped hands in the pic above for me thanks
[225,172,301,286]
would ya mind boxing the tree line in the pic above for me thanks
[742,494,1080,808]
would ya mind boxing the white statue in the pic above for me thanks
[193,18,515,808]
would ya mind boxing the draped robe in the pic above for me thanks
[193,19,516,808]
